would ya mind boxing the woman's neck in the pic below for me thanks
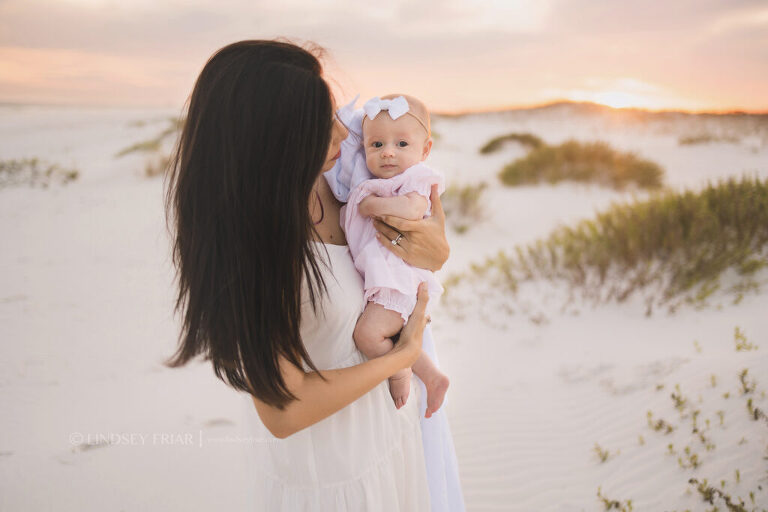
[310,174,346,245]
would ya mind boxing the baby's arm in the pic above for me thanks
[359,192,428,221]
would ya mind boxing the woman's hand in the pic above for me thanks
[389,282,430,368]
[373,184,450,271]
[253,284,430,438]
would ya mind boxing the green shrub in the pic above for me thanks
[116,116,183,158]
[479,132,543,154]
[117,116,182,178]
[144,154,171,178]
[465,176,768,314]
[499,139,664,190]
[441,182,488,234]
[115,139,162,156]
[0,158,79,189]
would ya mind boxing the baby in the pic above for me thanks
[325,93,450,419]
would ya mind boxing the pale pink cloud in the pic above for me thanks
[0,0,765,112]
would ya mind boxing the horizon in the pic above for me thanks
[1,98,766,117]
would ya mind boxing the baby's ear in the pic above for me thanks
[422,138,433,160]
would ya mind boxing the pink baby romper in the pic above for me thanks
[340,162,446,322]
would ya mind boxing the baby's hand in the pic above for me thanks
[360,194,427,221]
[358,195,377,218]
[373,183,449,271]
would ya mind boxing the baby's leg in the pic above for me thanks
[353,302,404,357]
[353,302,412,409]
[412,351,450,419]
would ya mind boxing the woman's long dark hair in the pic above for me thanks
[163,40,332,410]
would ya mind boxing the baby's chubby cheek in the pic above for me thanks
[365,154,380,174]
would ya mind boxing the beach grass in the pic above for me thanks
[144,154,171,178]
[453,176,768,314]
[479,132,544,154]
[679,134,741,146]
[0,158,79,189]
[116,139,163,156]
[499,139,664,190]
[591,327,766,511]
[598,357,766,511]
[115,116,182,158]
[441,182,488,234]
[116,116,182,177]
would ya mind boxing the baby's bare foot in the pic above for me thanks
[424,372,450,419]
[389,368,412,409]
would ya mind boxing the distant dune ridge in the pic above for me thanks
[436,99,768,123]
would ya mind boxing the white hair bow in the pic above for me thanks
[363,96,410,121]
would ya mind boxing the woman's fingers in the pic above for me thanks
[410,282,429,322]
[395,282,429,366]
[402,282,429,329]
[375,215,420,233]
[375,232,408,259]
[372,218,401,241]
[429,183,446,224]
[372,219,411,259]
[372,194,448,270]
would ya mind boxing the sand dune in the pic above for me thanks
[1,103,766,511]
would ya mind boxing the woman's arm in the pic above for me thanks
[373,183,450,271]
[255,350,411,439]
[252,283,430,439]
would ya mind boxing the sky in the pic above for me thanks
[0,0,767,113]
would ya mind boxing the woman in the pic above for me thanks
[163,40,452,509]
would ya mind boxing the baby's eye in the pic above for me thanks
[398,141,409,147]
[372,141,383,148]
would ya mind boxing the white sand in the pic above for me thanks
[1,102,766,511]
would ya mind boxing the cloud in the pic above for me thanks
[0,0,549,56]
[0,0,235,56]
[0,45,192,105]
[545,0,767,33]
[0,0,765,110]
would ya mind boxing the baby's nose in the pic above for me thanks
[381,145,395,157]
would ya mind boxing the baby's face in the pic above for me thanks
[362,113,430,179]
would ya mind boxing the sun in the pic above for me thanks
[590,91,657,110]
[558,80,680,111]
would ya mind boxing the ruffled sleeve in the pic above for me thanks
[395,163,446,218]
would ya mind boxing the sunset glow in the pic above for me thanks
[561,88,694,112]
[0,0,766,113]
[586,92,657,110]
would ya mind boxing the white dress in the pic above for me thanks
[241,241,431,511]
[323,95,466,512]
